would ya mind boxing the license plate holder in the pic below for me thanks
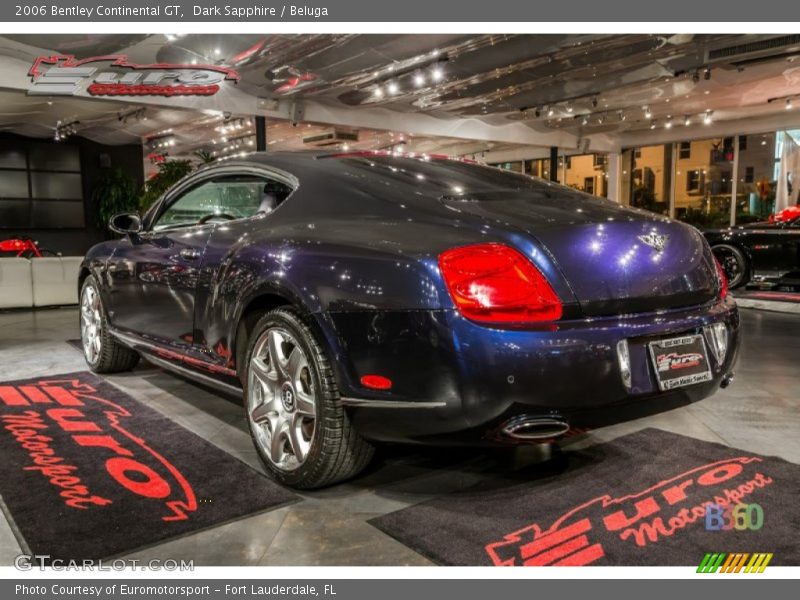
[648,334,712,391]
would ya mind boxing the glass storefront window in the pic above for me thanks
[673,137,732,228]
[626,144,670,215]
[735,133,777,223]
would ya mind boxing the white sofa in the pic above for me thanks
[0,256,81,309]
[0,258,34,309]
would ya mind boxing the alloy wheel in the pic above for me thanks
[247,327,317,471]
[713,246,746,288]
[80,284,103,364]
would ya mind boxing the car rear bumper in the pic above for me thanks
[322,297,740,444]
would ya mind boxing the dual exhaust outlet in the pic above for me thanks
[501,415,570,441]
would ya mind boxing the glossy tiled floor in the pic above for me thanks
[0,307,797,565]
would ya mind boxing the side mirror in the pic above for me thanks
[109,212,142,235]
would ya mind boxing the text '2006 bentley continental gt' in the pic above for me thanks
[79,152,740,488]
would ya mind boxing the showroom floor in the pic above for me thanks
[0,307,797,566]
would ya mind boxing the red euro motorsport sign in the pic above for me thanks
[28,54,239,97]
[0,378,197,521]
[485,457,773,566]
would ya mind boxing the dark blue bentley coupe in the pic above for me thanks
[79,151,739,488]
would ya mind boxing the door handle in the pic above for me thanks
[179,248,200,260]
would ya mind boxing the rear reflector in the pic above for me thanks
[438,243,562,323]
[360,375,392,390]
[713,256,728,300]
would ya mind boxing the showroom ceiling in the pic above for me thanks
[0,33,799,157]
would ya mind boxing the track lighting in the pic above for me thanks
[644,106,652,119]
[591,96,598,108]
[786,98,793,110]
[684,115,691,126]
[665,118,673,129]
[650,120,657,130]
[618,110,626,121]
[547,106,554,117]
[703,111,713,125]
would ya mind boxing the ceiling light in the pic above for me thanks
[214,48,221,55]
[618,110,626,121]
[703,111,713,125]
[786,98,793,110]
[650,120,657,130]
[644,106,652,119]
[373,87,384,98]
[547,107,554,117]
[431,66,444,82]
[581,116,589,125]
[413,73,425,87]
[387,81,400,95]
[684,115,691,126]
[566,104,573,113]
[591,96,598,108]
[704,67,711,80]
[665,119,672,129]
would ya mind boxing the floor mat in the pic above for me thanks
[370,428,799,566]
[0,371,297,560]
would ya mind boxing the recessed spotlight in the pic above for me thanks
[413,73,425,87]
[431,67,444,82]
[387,81,400,95]
[373,87,384,98]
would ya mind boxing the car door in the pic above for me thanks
[191,172,296,371]
[105,178,225,350]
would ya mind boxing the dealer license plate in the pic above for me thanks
[648,334,712,391]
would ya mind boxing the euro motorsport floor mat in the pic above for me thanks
[370,428,799,566]
[0,371,297,560]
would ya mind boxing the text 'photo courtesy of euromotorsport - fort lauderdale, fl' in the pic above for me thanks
[24,5,329,18]
[0,0,799,597]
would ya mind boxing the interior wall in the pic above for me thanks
[0,133,144,256]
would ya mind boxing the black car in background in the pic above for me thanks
[704,215,800,288]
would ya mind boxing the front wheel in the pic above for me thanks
[243,307,374,489]
[712,244,749,289]
[79,275,140,373]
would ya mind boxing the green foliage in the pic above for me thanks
[90,168,140,236]
[194,149,216,164]
[138,159,194,212]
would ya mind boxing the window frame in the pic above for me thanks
[144,165,298,234]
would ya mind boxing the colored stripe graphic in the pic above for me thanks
[699,552,773,573]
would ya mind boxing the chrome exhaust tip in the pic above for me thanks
[720,372,735,389]
[502,416,570,440]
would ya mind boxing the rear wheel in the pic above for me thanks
[79,275,140,373]
[243,307,374,489]
[712,244,749,289]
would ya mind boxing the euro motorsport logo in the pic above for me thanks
[27,55,239,97]
[697,552,773,573]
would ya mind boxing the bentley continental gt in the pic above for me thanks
[79,152,740,488]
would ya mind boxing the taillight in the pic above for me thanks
[438,243,562,323]
[713,256,728,300]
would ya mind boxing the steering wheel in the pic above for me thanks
[197,213,236,225]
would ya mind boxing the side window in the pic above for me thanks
[153,175,293,232]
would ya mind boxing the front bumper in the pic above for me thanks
[322,297,740,444]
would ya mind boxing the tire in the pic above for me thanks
[712,244,749,289]
[243,306,374,489]
[79,275,140,373]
